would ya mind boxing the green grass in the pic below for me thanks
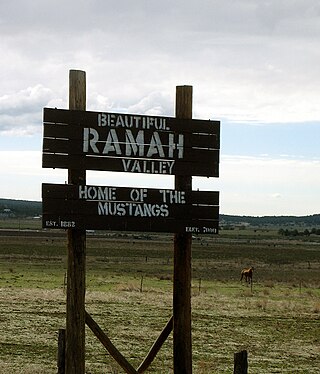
[0,218,42,230]
[0,229,319,373]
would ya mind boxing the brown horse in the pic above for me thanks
[240,267,254,284]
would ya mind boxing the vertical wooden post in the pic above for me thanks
[57,329,66,374]
[173,85,193,374]
[66,70,86,374]
[234,350,248,374]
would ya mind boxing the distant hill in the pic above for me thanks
[0,198,319,226]
[220,214,320,227]
[0,198,41,218]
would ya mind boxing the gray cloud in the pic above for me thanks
[1,0,320,135]
[2,1,319,41]
[0,85,56,134]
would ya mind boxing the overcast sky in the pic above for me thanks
[1,0,320,216]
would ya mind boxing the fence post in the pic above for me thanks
[57,328,66,374]
[234,350,248,374]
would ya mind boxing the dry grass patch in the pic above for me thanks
[0,231,319,373]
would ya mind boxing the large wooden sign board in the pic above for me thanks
[42,107,220,235]
[42,108,220,177]
[42,183,219,234]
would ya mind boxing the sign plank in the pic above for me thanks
[42,183,219,234]
[42,108,220,177]
[43,108,220,135]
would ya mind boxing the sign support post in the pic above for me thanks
[173,85,193,373]
[66,70,86,374]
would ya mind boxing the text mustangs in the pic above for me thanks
[98,202,169,217]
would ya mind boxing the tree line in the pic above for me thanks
[278,228,320,237]
[0,199,41,218]
[221,214,320,227]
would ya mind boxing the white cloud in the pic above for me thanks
[127,92,173,116]
[0,85,53,114]
[270,193,282,199]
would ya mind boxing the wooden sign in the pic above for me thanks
[42,183,219,234]
[42,108,220,177]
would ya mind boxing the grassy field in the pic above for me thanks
[0,222,319,373]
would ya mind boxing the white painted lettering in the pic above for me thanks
[130,189,140,202]
[121,159,175,175]
[83,127,184,162]
[131,160,142,172]
[185,226,200,233]
[133,116,142,128]
[116,115,124,127]
[159,190,186,204]
[87,186,97,200]
[79,185,88,199]
[130,188,148,202]
[125,130,144,156]
[98,202,105,215]
[103,129,122,155]
[45,220,58,227]
[146,132,165,158]
[60,221,76,228]
[98,113,107,127]
[168,133,184,158]
[98,113,170,131]
[83,128,99,153]
[79,186,117,201]
[97,202,169,217]
[203,227,217,234]
[122,159,131,172]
